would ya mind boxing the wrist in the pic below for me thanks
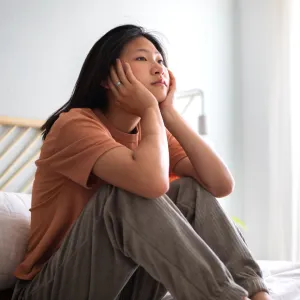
[161,107,179,126]
[140,102,160,118]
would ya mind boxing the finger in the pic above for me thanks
[168,70,177,94]
[107,76,119,96]
[123,63,137,84]
[168,70,176,89]
[110,66,121,88]
[115,59,130,86]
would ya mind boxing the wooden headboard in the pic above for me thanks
[0,116,44,193]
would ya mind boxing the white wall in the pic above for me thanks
[0,0,241,210]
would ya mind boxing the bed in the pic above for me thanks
[1,101,300,299]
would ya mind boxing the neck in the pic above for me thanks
[104,100,140,133]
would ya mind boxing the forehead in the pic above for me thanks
[121,37,160,56]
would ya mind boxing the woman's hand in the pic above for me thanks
[108,59,158,117]
[159,70,177,114]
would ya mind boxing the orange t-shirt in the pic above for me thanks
[14,108,187,280]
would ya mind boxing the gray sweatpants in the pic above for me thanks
[12,177,268,300]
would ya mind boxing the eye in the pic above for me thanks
[136,57,147,61]
[158,59,165,65]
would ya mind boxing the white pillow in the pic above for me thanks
[0,192,31,291]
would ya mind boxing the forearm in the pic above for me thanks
[134,105,170,185]
[162,108,234,195]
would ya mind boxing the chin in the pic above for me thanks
[151,89,168,103]
[156,97,166,103]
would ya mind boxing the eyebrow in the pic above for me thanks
[135,48,160,55]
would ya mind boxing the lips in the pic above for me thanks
[151,78,167,87]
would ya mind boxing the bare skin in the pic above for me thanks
[251,291,272,299]
[241,291,271,300]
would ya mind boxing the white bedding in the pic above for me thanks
[162,260,300,299]
[260,260,300,299]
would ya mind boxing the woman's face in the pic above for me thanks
[119,37,170,103]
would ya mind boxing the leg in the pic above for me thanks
[13,184,247,300]
[12,185,166,300]
[167,177,269,298]
[118,266,167,300]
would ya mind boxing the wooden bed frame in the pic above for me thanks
[0,116,44,193]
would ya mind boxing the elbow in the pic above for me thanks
[144,176,170,199]
[211,179,235,198]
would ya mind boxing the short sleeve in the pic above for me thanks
[166,129,187,173]
[37,110,123,188]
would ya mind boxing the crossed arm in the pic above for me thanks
[162,108,234,198]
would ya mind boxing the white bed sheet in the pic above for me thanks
[260,260,300,300]
[162,260,300,300]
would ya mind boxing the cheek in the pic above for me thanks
[128,63,146,81]
[129,63,155,87]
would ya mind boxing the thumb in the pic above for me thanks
[167,70,177,97]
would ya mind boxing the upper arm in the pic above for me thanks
[92,146,168,198]
[43,112,167,198]
[173,157,233,198]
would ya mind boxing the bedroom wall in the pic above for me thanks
[0,1,243,220]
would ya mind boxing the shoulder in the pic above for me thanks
[44,108,112,150]
[55,108,106,130]
[50,108,110,137]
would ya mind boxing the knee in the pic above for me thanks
[97,184,174,215]
[171,176,206,194]
[169,176,218,206]
[172,177,228,200]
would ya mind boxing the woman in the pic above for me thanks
[12,24,270,300]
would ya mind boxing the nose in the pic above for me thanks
[151,62,164,76]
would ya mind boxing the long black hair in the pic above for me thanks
[41,24,168,140]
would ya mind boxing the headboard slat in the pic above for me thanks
[0,126,17,144]
[0,134,41,182]
[0,128,31,160]
[0,116,44,128]
[20,178,34,194]
[0,116,43,193]
[0,150,40,191]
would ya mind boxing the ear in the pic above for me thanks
[101,80,109,89]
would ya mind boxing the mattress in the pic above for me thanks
[162,260,300,300]
[260,260,300,299]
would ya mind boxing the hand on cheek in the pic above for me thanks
[159,70,176,111]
